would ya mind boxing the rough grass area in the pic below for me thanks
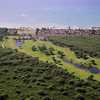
[0,48,100,100]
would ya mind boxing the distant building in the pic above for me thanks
[7,26,100,38]
[92,27,100,30]
[91,27,100,35]
[17,27,35,35]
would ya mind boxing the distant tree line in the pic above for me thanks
[0,28,8,40]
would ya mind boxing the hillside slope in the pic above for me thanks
[0,48,100,100]
[2,37,100,80]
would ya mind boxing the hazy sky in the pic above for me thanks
[0,0,100,28]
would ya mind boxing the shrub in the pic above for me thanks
[57,51,65,59]
[32,46,37,51]
[52,57,61,64]
[38,45,47,52]
[91,60,97,65]
[48,47,55,55]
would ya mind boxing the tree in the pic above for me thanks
[36,28,40,37]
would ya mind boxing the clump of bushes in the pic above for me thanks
[38,45,55,55]
[52,56,61,64]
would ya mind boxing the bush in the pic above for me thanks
[52,57,61,64]
[38,45,47,52]
[32,46,37,51]
[57,51,65,59]
[48,47,55,55]
[38,46,55,55]
[91,60,97,65]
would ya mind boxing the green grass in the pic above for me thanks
[3,36,16,49]
[49,36,100,58]
[18,40,100,80]
[48,36,100,68]
[3,36,100,81]
[49,36,100,50]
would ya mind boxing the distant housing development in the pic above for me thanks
[5,26,100,40]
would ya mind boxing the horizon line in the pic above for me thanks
[0,24,99,29]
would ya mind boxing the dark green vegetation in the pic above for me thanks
[48,36,100,58]
[0,48,100,100]
[0,28,8,40]
[32,45,55,55]
[0,28,8,48]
